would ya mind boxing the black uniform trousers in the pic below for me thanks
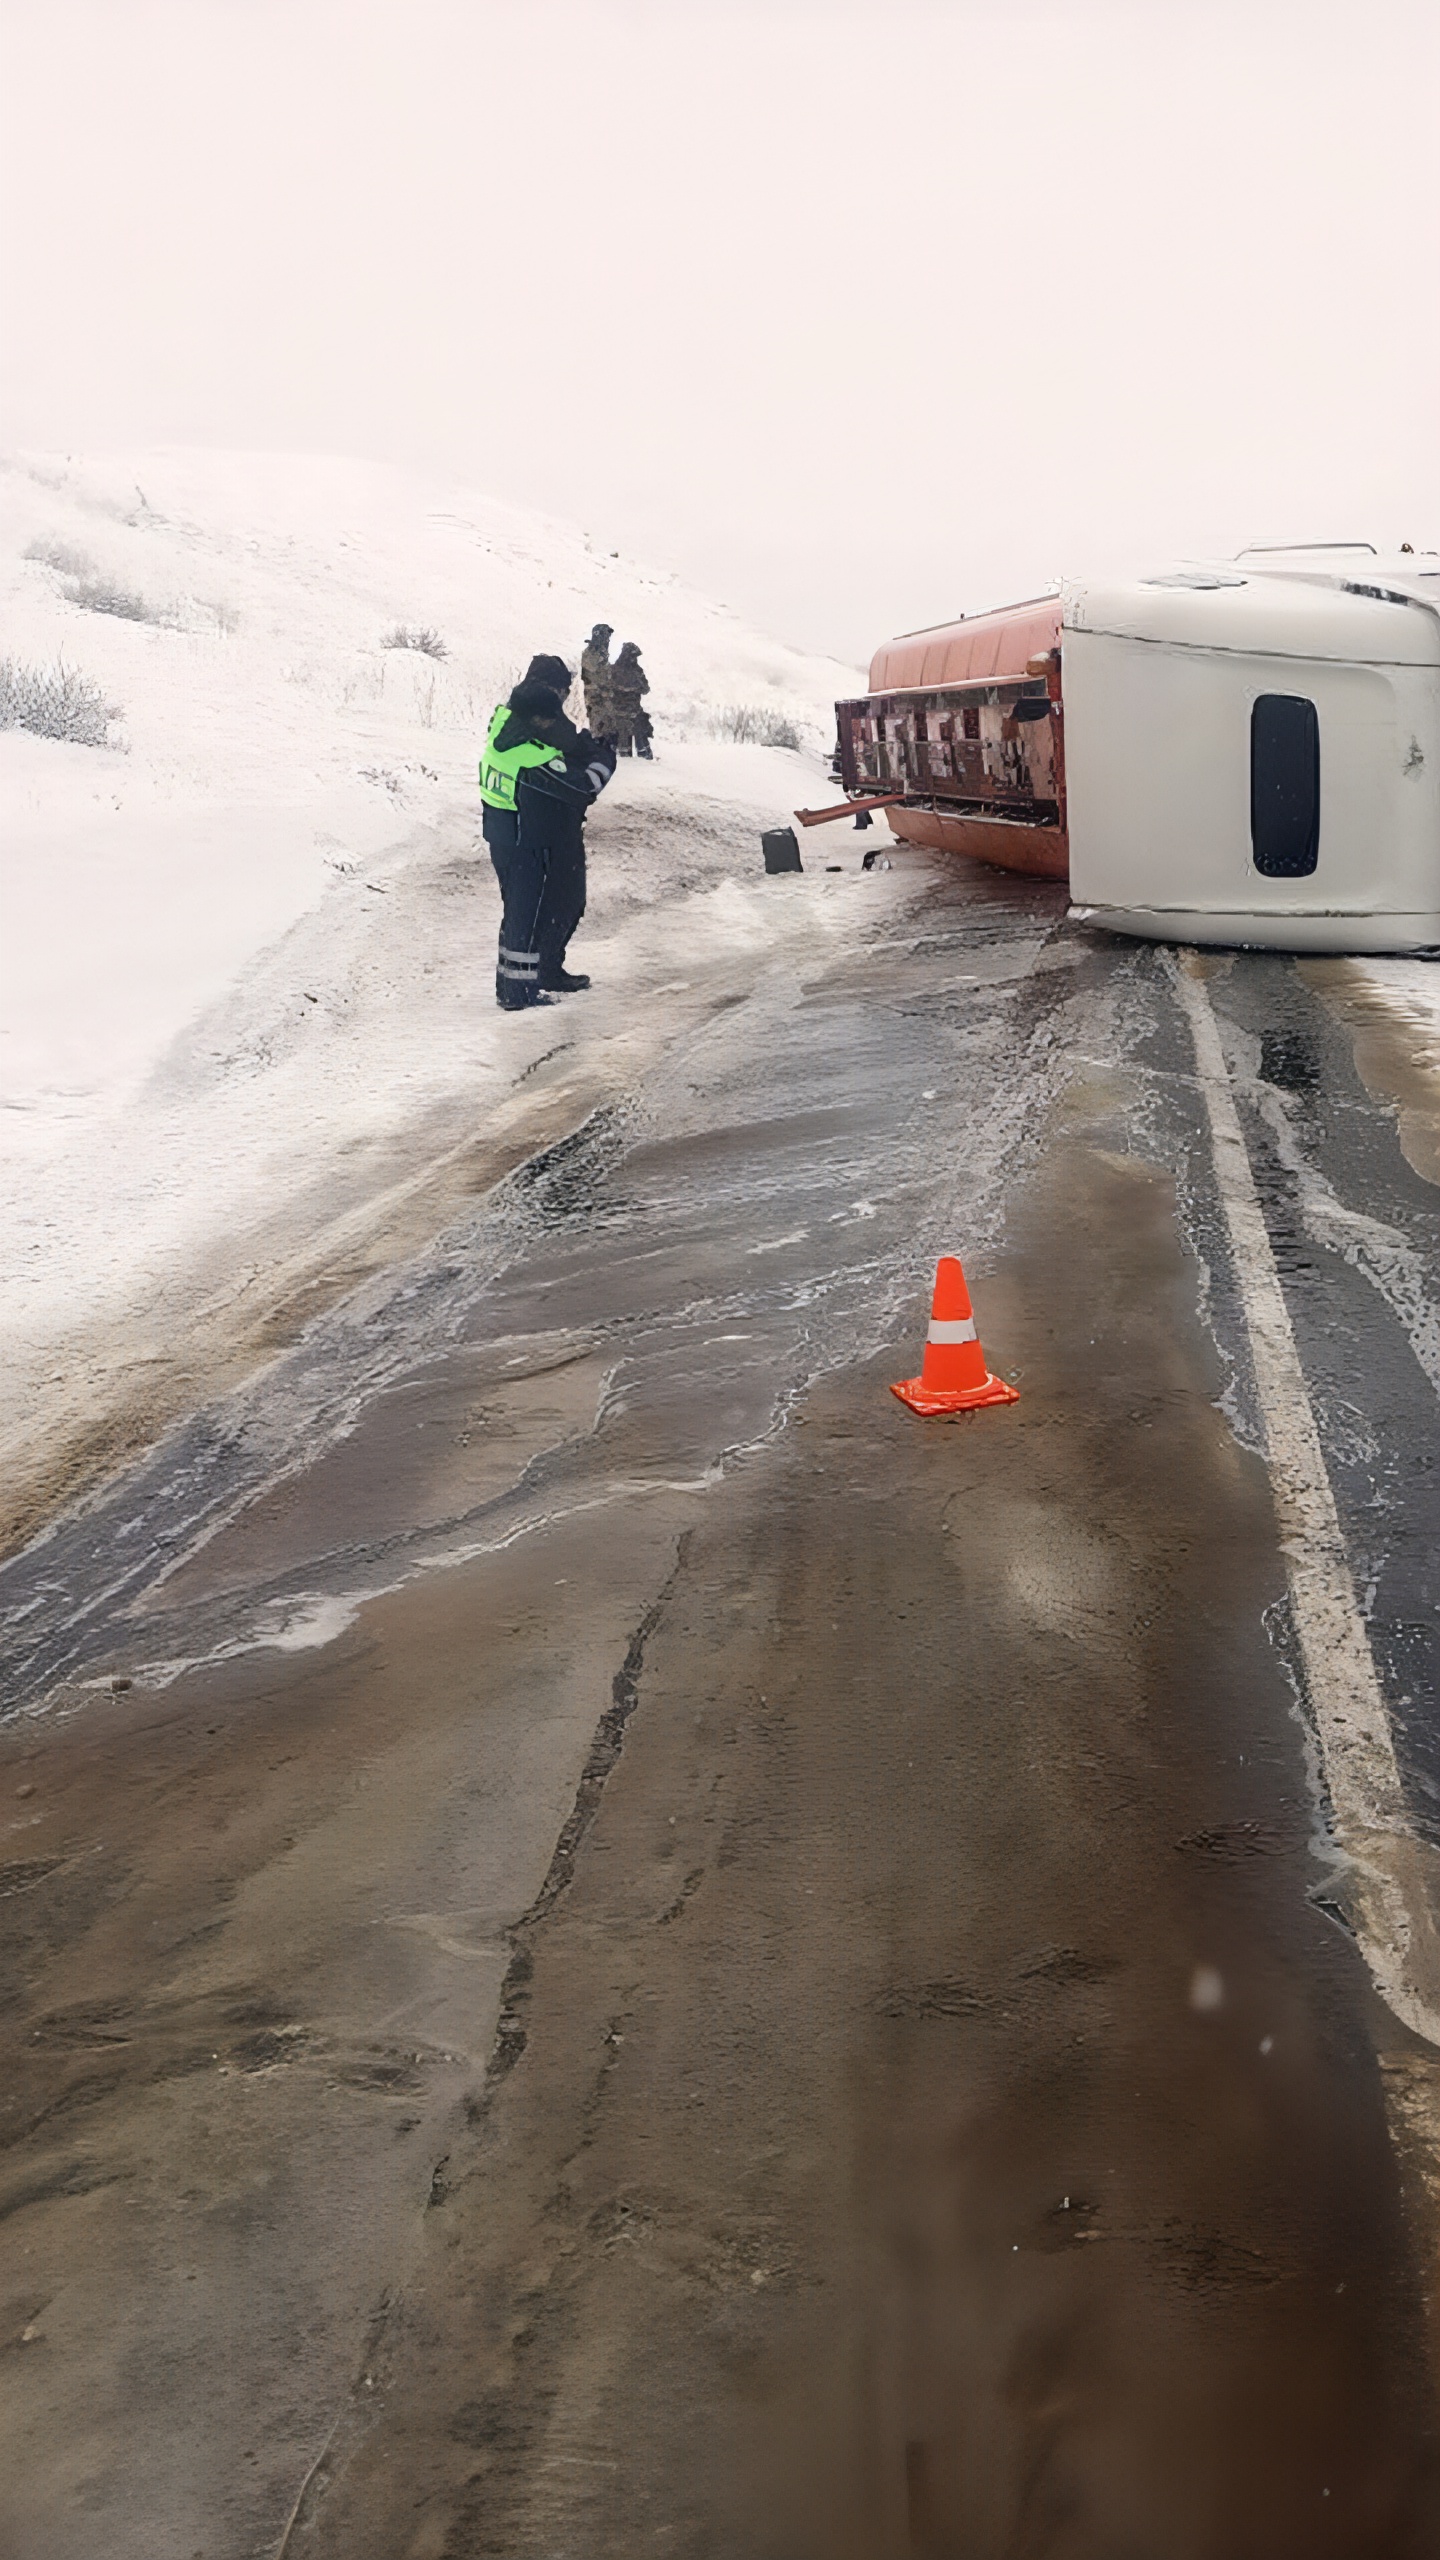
[484,805,548,1009]
[538,843,586,988]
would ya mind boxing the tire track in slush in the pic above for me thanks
[1175,955,1440,2049]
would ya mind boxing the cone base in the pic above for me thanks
[890,1372,1020,1417]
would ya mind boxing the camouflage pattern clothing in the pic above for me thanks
[581,625,614,738]
[610,642,652,757]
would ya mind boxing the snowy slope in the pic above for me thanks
[1,450,868,1547]
[1,449,852,1106]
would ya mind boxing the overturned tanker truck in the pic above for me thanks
[815,549,1440,952]
[829,594,1069,881]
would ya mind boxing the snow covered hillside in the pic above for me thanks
[1,449,853,1104]
[1,450,866,1548]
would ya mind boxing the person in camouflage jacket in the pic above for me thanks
[581,624,615,737]
[610,640,652,757]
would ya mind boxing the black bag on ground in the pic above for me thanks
[761,827,803,874]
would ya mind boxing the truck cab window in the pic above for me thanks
[1251,694,1320,877]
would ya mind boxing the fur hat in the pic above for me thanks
[522,653,573,695]
[504,677,565,723]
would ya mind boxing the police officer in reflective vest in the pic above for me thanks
[479,661,576,1010]
[479,663,614,1007]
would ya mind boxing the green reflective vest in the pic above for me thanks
[478,703,558,810]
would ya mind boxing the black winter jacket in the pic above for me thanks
[516,735,616,860]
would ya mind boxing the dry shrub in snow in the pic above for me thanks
[0,656,119,747]
[381,624,448,660]
[24,536,96,578]
[711,703,804,751]
[62,573,167,625]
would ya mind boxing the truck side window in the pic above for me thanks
[1251,695,1320,877]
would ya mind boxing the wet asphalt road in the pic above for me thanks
[1,850,1437,2556]
[1206,958,1439,1843]
[6,872,1434,1859]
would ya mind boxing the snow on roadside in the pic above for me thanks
[5,744,849,1344]
[1,450,866,1540]
[2,447,853,1118]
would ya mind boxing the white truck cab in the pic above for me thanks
[1063,548,1440,952]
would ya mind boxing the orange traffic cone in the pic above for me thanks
[891,1255,1019,1417]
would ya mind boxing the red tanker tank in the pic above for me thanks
[834,595,1068,881]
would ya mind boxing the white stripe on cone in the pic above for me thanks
[927,1318,978,1344]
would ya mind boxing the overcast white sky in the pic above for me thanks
[3,0,1436,657]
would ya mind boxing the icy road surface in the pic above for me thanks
[2,829,1439,2559]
